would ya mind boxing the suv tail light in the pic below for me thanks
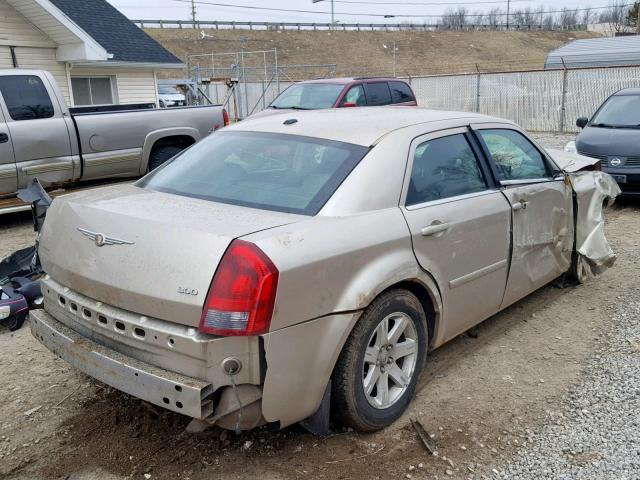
[199,240,278,336]
[223,109,230,126]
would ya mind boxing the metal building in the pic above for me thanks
[545,35,640,69]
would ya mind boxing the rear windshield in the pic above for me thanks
[270,84,344,110]
[139,131,369,215]
[590,94,640,128]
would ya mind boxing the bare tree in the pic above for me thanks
[440,7,469,29]
[559,8,579,29]
[599,1,632,33]
[580,7,595,26]
[485,7,502,27]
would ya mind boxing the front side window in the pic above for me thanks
[478,129,550,181]
[590,94,640,128]
[0,75,54,121]
[139,131,370,215]
[71,77,116,106]
[269,84,344,110]
[389,81,415,104]
[364,82,392,106]
[407,134,487,206]
[340,85,366,106]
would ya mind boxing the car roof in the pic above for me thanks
[614,88,640,96]
[227,107,507,146]
[295,77,407,85]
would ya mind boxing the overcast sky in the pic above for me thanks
[107,0,604,24]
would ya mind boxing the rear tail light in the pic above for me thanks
[199,240,278,336]
[223,109,230,127]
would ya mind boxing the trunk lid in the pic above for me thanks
[39,184,302,327]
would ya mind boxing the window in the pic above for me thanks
[340,85,366,106]
[270,84,344,110]
[407,134,487,206]
[364,82,392,106]
[139,131,370,215]
[478,129,550,181]
[71,77,116,106]
[389,81,415,104]
[0,75,54,121]
[590,94,640,128]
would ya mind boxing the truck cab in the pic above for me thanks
[0,70,80,196]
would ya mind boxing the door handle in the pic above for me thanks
[512,200,529,211]
[421,222,450,237]
[0,133,8,143]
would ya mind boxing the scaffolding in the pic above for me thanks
[187,49,337,119]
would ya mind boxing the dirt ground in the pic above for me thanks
[148,29,597,76]
[1,167,638,480]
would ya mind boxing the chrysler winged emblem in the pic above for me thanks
[77,228,134,247]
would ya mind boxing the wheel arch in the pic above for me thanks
[140,127,200,174]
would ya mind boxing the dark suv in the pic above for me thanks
[572,88,640,196]
[250,77,417,118]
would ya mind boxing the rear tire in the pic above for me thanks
[148,145,183,171]
[332,289,428,432]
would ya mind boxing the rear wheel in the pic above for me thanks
[148,145,183,171]
[332,289,428,431]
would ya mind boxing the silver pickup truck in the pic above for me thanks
[0,70,228,212]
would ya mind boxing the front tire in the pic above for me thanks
[332,289,428,431]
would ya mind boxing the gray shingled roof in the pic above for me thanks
[49,0,183,65]
[545,35,640,70]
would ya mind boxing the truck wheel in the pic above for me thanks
[332,289,428,432]
[148,146,183,171]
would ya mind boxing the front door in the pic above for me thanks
[0,74,75,189]
[473,126,574,308]
[0,106,17,195]
[401,128,512,343]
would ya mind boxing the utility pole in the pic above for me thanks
[191,0,197,24]
[506,0,510,30]
[312,0,335,29]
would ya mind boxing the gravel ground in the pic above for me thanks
[531,132,575,150]
[492,219,640,480]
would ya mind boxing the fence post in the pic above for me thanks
[475,64,481,113]
[559,58,568,132]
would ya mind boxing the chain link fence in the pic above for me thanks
[408,64,640,132]
[184,49,640,131]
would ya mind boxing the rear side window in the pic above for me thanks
[389,81,415,104]
[0,75,54,121]
[364,82,392,106]
[139,131,370,216]
[407,134,487,206]
[478,129,550,181]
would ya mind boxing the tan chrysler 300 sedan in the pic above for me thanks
[30,108,619,433]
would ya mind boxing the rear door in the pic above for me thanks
[0,106,17,195]
[401,127,511,342]
[473,125,574,308]
[364,82,392,106]
[0,74,75,188]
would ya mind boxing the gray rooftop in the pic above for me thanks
[49,0,182,65]
[545,35,640,70]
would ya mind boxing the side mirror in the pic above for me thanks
[341,102,357,108]
[576,117,589,129]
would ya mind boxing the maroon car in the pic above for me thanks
[250,77,417,118]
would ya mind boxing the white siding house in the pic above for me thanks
[0,0,183,107]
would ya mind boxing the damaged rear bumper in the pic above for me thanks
[30,309,215,419]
